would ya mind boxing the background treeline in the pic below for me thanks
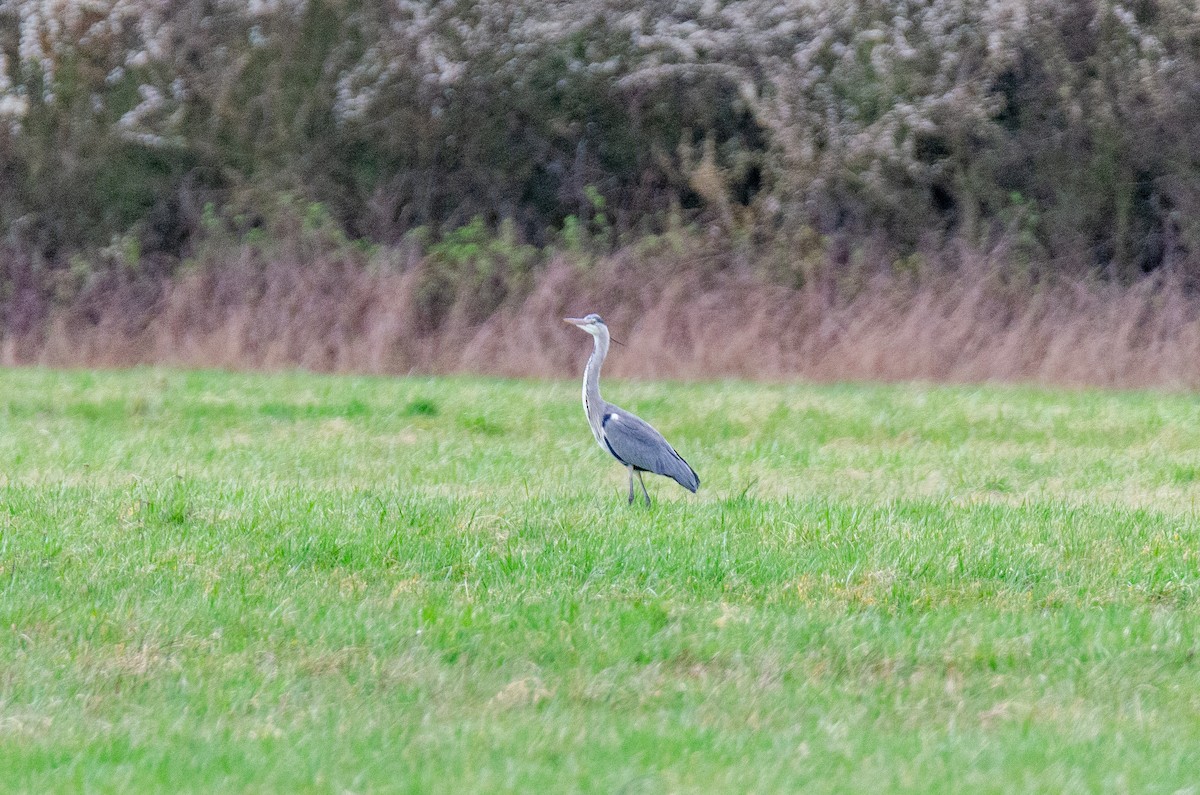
[2,0,1200,383]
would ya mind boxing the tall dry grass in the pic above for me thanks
[4,240,1200,389]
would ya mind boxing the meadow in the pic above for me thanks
[1,366,1199,792]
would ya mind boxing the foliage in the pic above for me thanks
[2,1,1200,281]
[418,216,540,327]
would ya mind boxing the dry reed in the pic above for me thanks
[4,244,1200,389]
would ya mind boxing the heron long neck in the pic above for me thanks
[582,330,609,441]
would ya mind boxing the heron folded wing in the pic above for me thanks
[664,450,700,492]
[602,410,699,492]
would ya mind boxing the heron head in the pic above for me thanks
[564,313,606,336]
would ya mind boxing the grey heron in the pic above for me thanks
[564,313,699,505]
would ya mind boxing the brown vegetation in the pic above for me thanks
[5,238,1200,389]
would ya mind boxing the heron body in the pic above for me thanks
[565,314,699,505]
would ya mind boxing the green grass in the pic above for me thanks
[2,368,1200,792]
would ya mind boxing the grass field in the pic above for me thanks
[2,367,1199,792]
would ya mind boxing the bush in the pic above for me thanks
[2,0,1200,284]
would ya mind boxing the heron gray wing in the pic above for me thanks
[600,406,699,492]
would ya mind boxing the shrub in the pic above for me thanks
[1,0,1199,283]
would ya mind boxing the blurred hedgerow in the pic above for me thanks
[0,0,1199,284]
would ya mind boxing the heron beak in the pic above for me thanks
[563,317,588,327]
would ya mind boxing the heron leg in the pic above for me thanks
[627,466,636,505]
[636,470,651,506]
